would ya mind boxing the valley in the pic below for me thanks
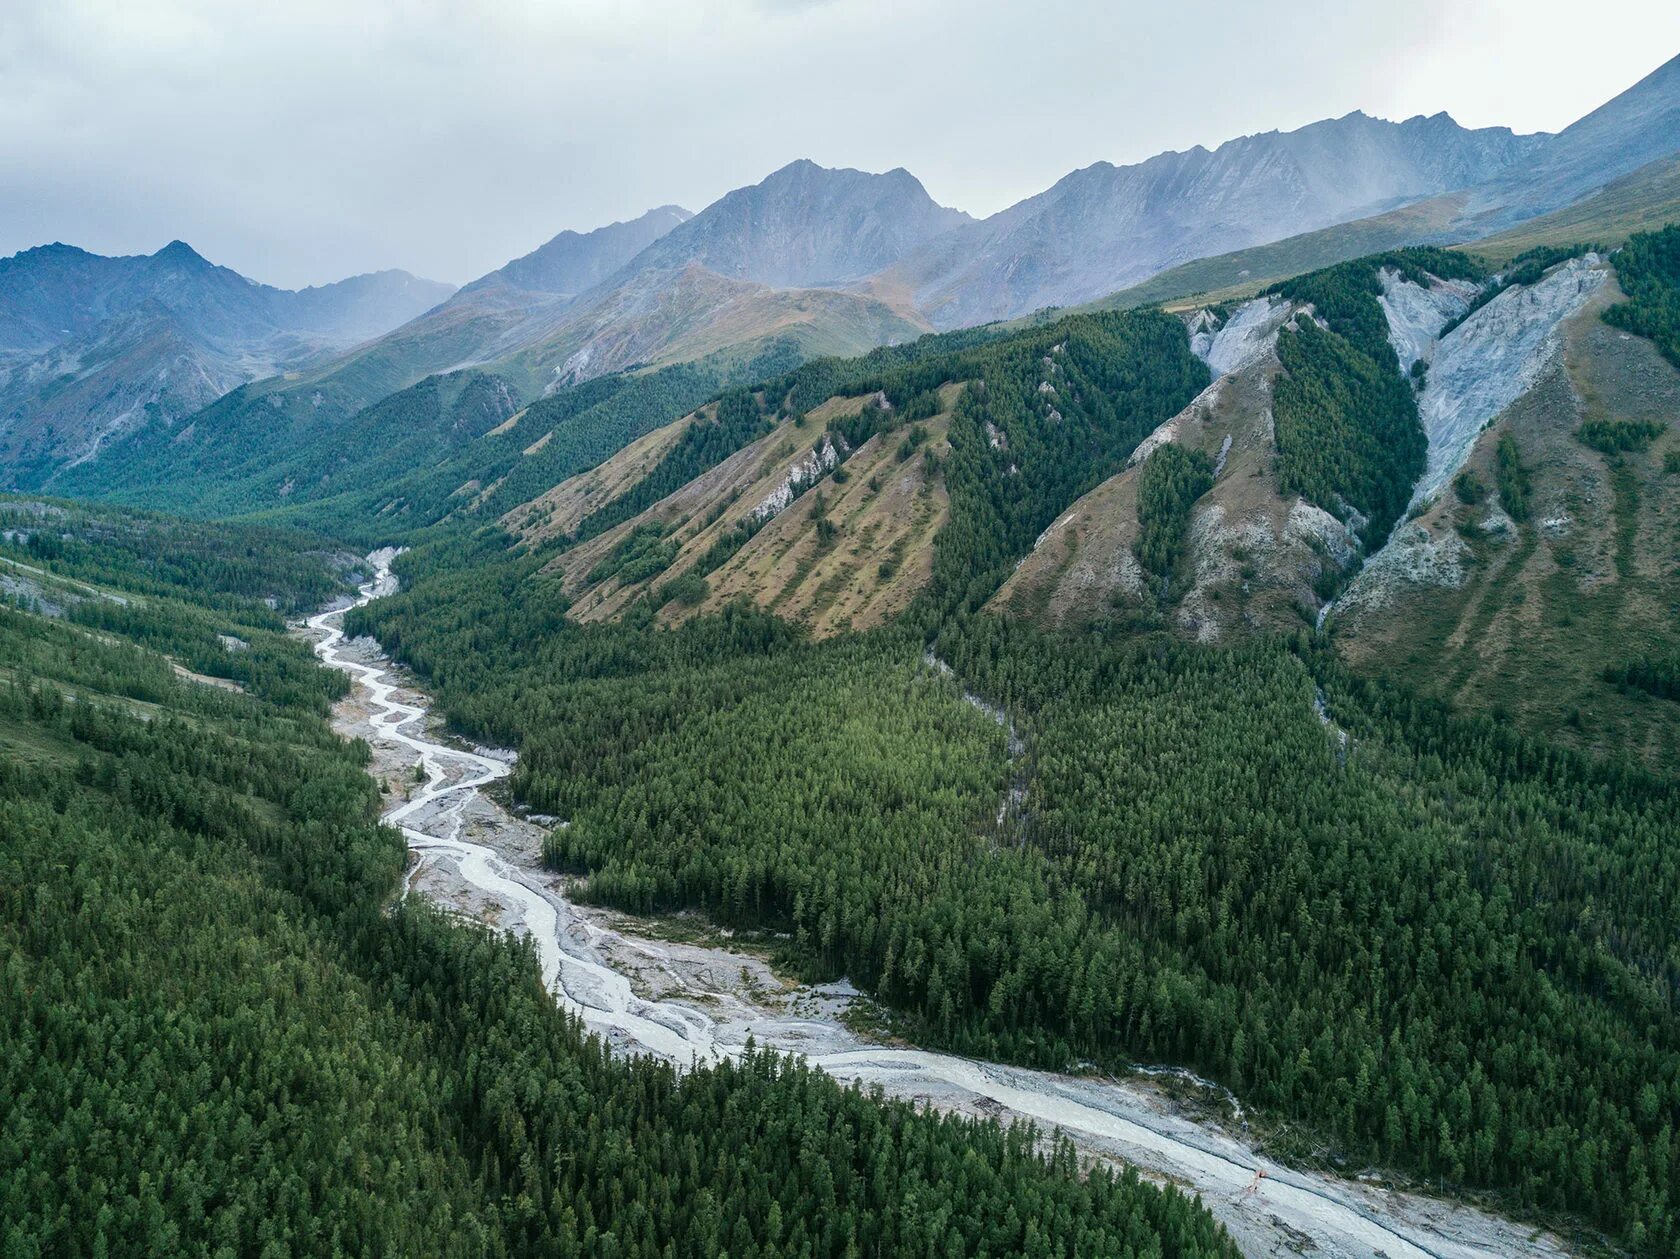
[7,29,1680,1259]
[310,552,1578,1259]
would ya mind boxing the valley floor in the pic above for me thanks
[302,553,1583,1259]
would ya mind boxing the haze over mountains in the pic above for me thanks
[879,110,1545,327]
[0,241,453,477]
[3,51,1679,494]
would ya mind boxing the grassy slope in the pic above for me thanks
[991,348,1341,637]
[689,391,959,635]
[502,404,708,545]
[1465,153,1680,264]
[546,391,956,636]
[1336,275,1680,765]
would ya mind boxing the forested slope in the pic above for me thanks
[350,252,1680,1251]
[0,498,1237,1258]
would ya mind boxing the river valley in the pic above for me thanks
[303,551,1578,1259]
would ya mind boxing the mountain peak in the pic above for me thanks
[466,203,697,298]
[624,159,970,288]
[153,239,211,266]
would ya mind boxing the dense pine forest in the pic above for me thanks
[348,249,1680,1254]
[0,497,1237,1258]
[10,229,1680,1255]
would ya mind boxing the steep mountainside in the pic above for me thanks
[879,111,1541,327]
[1335,260,1680,762]
[66,170,944,495]
[992,235,1680,766]
[0,240,454,481]
[1458,51,1680,234]
[536,388,961,635]
[0,306,249,481]
[501,306,1206,637]
[993,249,1608,636]
[459,205,693,299]
[1093,55,1680,312]
[623,160,969,288]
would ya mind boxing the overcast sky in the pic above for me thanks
[3,1,1678,290]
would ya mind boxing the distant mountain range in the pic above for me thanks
[6,52,1679,494]
[0,241,452,478]
[876,110,1544,328]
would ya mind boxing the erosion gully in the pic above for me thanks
[303,550,1573,1259]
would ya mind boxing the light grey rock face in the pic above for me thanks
[1410,256,1606,505]
[1332,256,1609,623]
[894,111,1544,328]
[1337,519,1471,617]
[621,160,971,289]
[1188,296,1292,377]
[462,205,693,299]
[1376,269,1479,373]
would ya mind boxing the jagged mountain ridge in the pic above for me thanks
[459,205,694,299]
[877,110,1545,328]
[23,54,1680,501]
[0,239,453,358]
[0,240,456,478]
[621,160,970,289]
[1459,52,1680,234]
[198,168,948,417]
[1092,53,1680,313]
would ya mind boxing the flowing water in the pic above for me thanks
[304,551,1574,1259]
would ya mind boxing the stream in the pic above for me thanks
[304,550,1573,1259]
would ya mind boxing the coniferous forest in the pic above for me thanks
[7,220,1680,1258]
[348,248,1680,1254]
[0,501,1236,1258]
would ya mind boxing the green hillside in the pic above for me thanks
[350,255,1680,1251]
[0,496,1237,1259]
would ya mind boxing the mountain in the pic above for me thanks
[230,169,948,417]
[992,237,1680,764]
[877,111,1542,328]
[1089,54,1680,313]
[459,205,693,298]
[0,240,452,359]
[30,61,1680,503]
[621,160,970,288]
[40,170,947,497]
[0,304,249,481]
[1458,51,1680,233]
[0,240,455,478]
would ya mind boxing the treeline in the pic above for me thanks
[1604,223,1680,370]
[2,507,1237,1257]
